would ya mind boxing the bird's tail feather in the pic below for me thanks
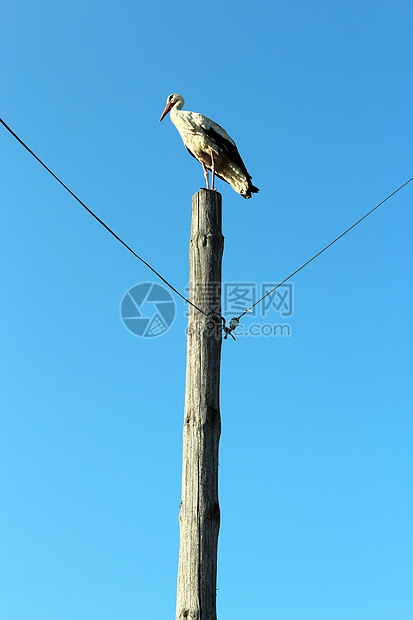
[243,184,259,199]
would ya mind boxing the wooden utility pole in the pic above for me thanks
[176,189,224,620]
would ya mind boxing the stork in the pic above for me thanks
[159,94,259,199]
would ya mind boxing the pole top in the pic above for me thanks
[192,188,222,200]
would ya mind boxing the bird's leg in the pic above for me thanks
[201,161,210,189]
[210,149,216,190]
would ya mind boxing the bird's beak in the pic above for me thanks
[159,101,173,122]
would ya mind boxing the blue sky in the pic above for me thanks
[1,1,412,618]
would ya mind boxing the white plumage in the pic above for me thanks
[160,94,259,199]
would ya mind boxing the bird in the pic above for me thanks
[159,94,259,199]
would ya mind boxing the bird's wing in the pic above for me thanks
[192,113,236,145]
[176,111,253,181]
[197,115,252,180]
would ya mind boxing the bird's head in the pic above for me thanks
[159,94,185,121]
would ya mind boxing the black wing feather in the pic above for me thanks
[201,125,253,181]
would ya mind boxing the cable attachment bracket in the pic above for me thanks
[222,316,240,340]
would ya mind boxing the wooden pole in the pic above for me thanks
[176,189,224,620]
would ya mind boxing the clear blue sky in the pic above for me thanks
[1,1,412,618]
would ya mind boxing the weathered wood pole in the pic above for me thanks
[176,189,224,620]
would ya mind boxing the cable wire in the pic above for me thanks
[0,117,208,318]
[236,177,413,322]
[2,118,411,337]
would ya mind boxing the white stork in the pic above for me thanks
[159,94,259,199]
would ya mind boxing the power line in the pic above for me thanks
[2,117,411,339]
[233,176,413,327]
[0,117,208,318]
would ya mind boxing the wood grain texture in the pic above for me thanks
[176,190,224,620]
